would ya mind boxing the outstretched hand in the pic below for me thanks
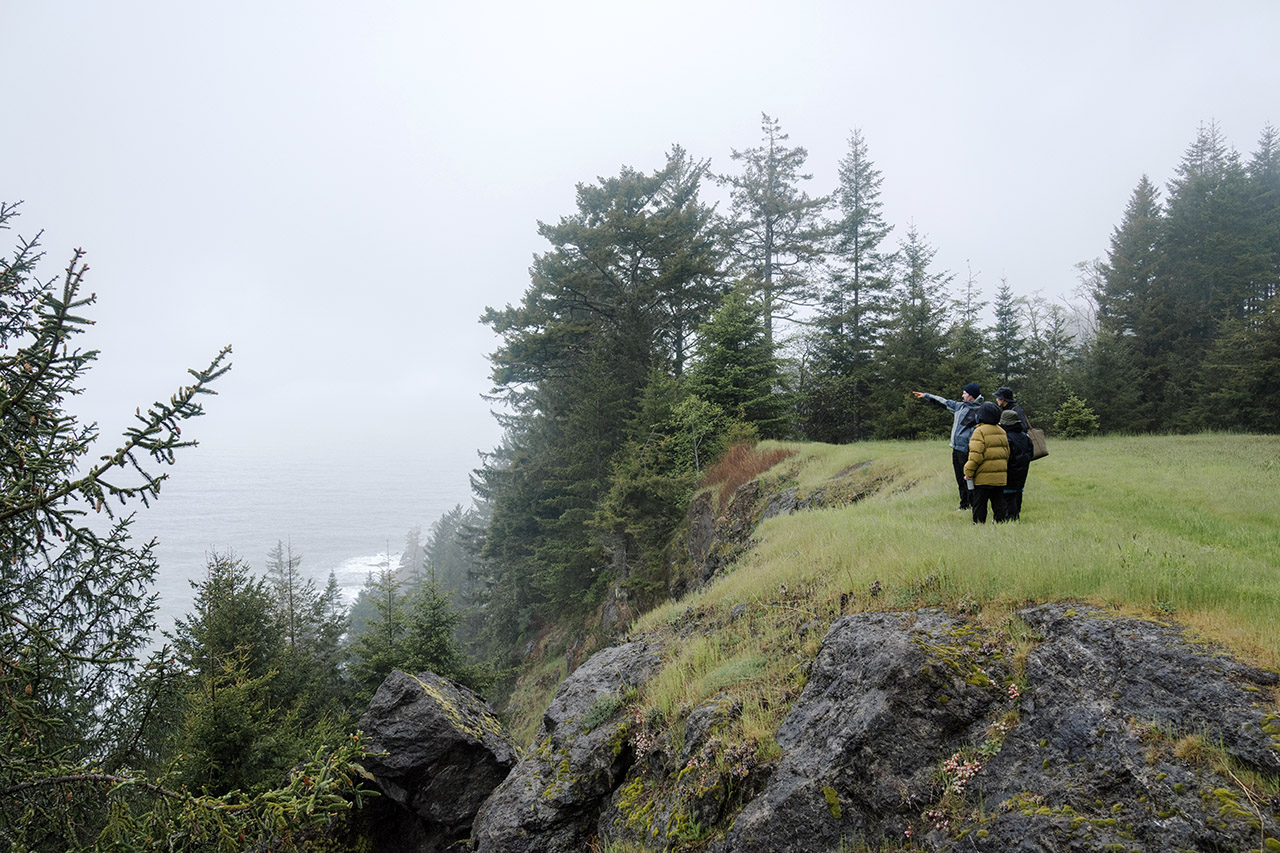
[912,391,925,398]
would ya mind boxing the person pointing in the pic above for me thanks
[912,384,983,511]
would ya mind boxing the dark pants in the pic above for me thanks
[1004,468,1027,520]
[952,449,971,508]
[971,484,1008,524]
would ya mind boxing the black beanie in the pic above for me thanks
[963,383,981,398]
[978,402,1001,424]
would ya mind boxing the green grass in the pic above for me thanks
[628,434,1280,753]
[501,434,1280,850]
[699,434,1280,662]
[505,434,1280,772]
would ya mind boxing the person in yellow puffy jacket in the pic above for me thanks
[963,402,1010,524]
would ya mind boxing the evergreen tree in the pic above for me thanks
[987,278,1025,385]
[266,539,314,650]
[1164,121,1262,329]
[1246,124,1280,312]
[1161,122,1267,430]
[1079,328,1143,433]
[168,649,296,795]
[1,203,232,813]
[1095,174,1165,430]
[347,568,468,697]
[875,223,953,439]
[1053,394,1101,438]
[477,149,723,641]
[593,371,726,600]
[656,145,729,375]
[1193,300,1280,431]
[1019,295,1079,424]
[717,113,830,346]
[424,504,475,596]
[399,579,465,683]
[0,205,370,844]
[347,564,409,699]
[684,285,789,439]
[400,525,425,578]
[171,551,283,685]
[806,128,894,442]
[938,264,988,397]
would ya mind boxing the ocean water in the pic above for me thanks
[123,444,476,634]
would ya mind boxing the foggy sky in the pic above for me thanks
[3,1,1276,507]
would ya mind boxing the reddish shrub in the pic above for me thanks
[700,443,796,508]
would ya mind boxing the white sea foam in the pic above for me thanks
[333,551,404,605]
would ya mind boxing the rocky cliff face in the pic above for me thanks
[718,603,1279,852]
[361,605,1278,851]
[470,640,664,852]
[356,469,1279,851]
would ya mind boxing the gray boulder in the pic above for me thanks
[470,640,663,852]
[722,610,1006,851]
[718,604,1280,852]
[955,603,1280,851]
[359,670,517,851]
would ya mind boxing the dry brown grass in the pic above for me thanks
[699,442,796,509]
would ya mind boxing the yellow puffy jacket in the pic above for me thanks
[963,423,1009,486]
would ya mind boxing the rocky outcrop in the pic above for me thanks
[469,640,664,852]
[717,604,1280,852]
[360,606,1279,852]
[358,670,517,852]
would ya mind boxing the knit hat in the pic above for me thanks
[978,401,1001,425]
[995,386,1014,402]
[999,409,1022,429]
[963,383,981,398]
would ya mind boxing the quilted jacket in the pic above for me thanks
[963,423,1009,486]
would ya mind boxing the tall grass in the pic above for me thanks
[637,433,1280,728]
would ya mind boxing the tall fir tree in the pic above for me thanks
[0,204,233,839]
[717,113,830,347]
[1160,122,1267,430]
[875,223,953,439]
[806,128,894,442]
[1246,124,1280,310]
[476,149,723,653]
[1020,296,1079,425]
[940,265,988,397]
[1095,174,1165,430]
[987,277,1025,385]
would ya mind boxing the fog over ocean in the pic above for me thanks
[122,443,475,634]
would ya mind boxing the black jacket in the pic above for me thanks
[1004,428,1033,473]
[1001,401,1031,432]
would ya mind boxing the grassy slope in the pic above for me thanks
[508,433,1280,753]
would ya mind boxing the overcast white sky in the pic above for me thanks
[3,1,1276,498]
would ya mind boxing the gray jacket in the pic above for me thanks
[922,393,984,451]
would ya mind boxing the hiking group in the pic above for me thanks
[912,385,1034,524]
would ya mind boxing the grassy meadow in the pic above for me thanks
[622,434,1280,764]
[508,434,1280,759]
[688,433,1280,658]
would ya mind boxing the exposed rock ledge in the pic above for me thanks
[362,605,1280,852]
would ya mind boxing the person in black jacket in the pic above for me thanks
[1000,408,1033,521]
[995,387,1030,431]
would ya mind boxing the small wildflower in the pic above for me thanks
[1007,683,1022,701]
[942,751,982,794]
